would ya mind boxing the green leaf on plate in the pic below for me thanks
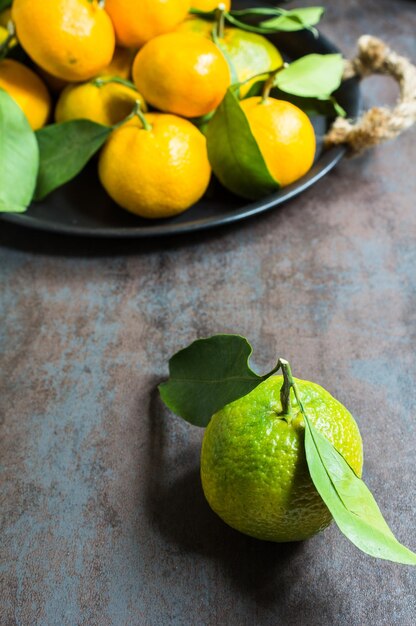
[0,0,12,12]
[304,417,416,565]
[159,334,279,426]
[35,119,113,200]
[276,53,344,99]
[269,87,346,118]
[206,87,279,199]
[261,7,325,32]
[0,88,39,213]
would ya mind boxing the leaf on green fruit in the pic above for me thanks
[0,88,39,213]
[206,87,279,199]
[276,53,344,99]
[161,333,416,564]
[304,417,416,565]
[35,120,112,200]
[261,7,325,32]
[159,334,279,426]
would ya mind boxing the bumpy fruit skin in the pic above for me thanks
[192,0,231,9]
[201,375,363,542]
[105,0,190,48]
[12,0,115,82]
[177,17,283,97]
[0,59,51,129]
[132,32,230,118]
[240,97,316,187]
[98,114,211,219]
[55,81,146,126]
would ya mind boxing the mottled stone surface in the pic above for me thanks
[1,1,416,624]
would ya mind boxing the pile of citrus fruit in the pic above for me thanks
[0,0,322,219]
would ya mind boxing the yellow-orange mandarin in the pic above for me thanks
[0,59,51,129]
[12,0,115,81]
[55,80,146,126]
[99,113,211,219]
[105,0,190,48]
[132,32,230,118]
[192,1,231,9]
[240,97,316,187]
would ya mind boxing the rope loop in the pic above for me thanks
[325,35,416,155]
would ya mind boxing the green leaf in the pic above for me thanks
[35,120,112,200]
[206,87,279,199]
[304,418,416,565]
[268,86,346,118]
[159,335,279,426]
[0,88,39,213]
[0,0,12,12]
[276,53,344,99]
[261,7,325,32]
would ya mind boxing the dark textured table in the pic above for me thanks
[1,1,416,624]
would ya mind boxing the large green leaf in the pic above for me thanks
[261,7,325,32]
[304,418,416,565]
[0,88,39,213]
[159,335,279,426]
[206,88,279,199]
[35,120,112,200]
[276,53,344,99]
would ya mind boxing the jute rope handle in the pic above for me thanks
[325,35,416,155]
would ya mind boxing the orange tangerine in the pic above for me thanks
[132,32,230,118]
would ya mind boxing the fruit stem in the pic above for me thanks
[93,76,137,91]
[261,64,288,103]
[134,101,152,131]
[214,5,227,39]
[113,100,151,131]
[278,359,307,422]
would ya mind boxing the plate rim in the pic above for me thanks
[1,146,346,238]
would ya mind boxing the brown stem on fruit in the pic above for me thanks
[261,63,288,103]
[278,359,308,422]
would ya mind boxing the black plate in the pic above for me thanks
[1,10,360,238]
